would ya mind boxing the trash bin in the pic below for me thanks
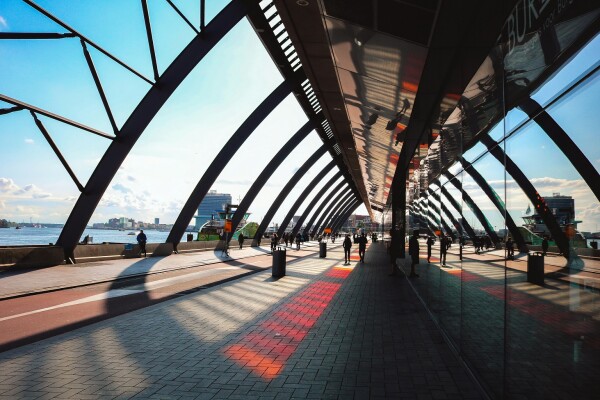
[319,241,327,258]
[272,247,286,278]
[527,252,544,285]
[186,233,193,242]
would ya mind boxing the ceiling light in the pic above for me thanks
[296,0,309,6]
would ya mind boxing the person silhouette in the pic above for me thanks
[137,230,147,258]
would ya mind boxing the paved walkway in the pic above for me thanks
[0,242,483,399]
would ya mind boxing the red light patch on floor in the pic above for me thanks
[223,268,352,380]
[445,269,486,282]
[481,285,600,348]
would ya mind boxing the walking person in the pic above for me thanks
[238,232,244,250]
[270,233,278,253]
[357,233,368,263]
[137,229,147,258]
[343,234,352,264]
[426,236,434,263]
[506,237,514,260]
[439,233,447,266]
[408,230,420,277]
[542,236,549,256]
[295,233,301,250]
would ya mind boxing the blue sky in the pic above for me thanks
[0,1,598,233]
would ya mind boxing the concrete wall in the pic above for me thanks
[0,240,222,269]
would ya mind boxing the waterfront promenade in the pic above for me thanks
[0,241,483,399]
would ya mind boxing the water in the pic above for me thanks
[0,227,192,246]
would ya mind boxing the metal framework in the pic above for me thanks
[439,185,477,239]
[330,198,358,232]
[275,167,340,239]
[327,196,357,234]
[443,171,500,243]
[310,186,352,237]
[333,199,362,231]
[479,134,570,257]
[288,172,344,239]
[228,120,315,239]
[168,80,293,246]
[315,190,355,236]
[460,160,528,252]
[298,180,347,238]
[520,97,600,202]
[252,146,327,244]
[55,0,249,259]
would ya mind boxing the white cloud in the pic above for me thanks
[112,183,132,193]
[24,138,34,144]
[0,16,7,31]
[0,178,19,192]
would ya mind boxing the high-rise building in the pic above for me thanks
[154,218,159,225]
[194,190,232,230]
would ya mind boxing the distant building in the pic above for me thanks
[155,218,159,225]
[194,190,232,230]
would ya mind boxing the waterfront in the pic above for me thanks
[0,227,192,246]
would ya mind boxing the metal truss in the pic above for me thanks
[228,120,315,239]
[251,146,327,245]
[274,165,339,240]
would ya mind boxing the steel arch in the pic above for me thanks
[167,80,293,246]
[310,186,352,237]
[329,196,357,233]
[460,159,528,252]
[316,190,355,236]
[57,0,249,259]
[289,173,345,239]
[228,120,315,238]
[274,164,339,239]
[252,145,327,244]
[443,171,500,244]
[298,180,347,238]
[332,200,360,232]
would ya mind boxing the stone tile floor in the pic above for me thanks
[0,243,483,399]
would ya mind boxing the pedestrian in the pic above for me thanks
[506,237,514,260]
[343,234,352,264]
[542,236,549,256]
[439,234,447,266]
[389,228,401,276]
[426,236,434,262]
[137,229,147,258]
[408,230,420,277]
[238,232,244,250]
[270,233,278,253]
[284,233,289,247]
[295,233,301,250]
[357,233,368,263]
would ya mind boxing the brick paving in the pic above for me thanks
[0,242,483,399]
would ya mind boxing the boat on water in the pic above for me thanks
[15,226,22,230]
[127,232,136,235]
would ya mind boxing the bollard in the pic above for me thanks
[272,247,286,278]
[527,252,544,285]
[319,242,327,258]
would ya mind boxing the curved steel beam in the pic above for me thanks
[229,119,315,237]
[332,200,360,232]
[310,186,352,237]
[316,191,355,236]
[479,134,570,257]
[439,185,477,239]
[252,145,327,245]
[444,171,500,243]
[429,188,464,236]
[290,173,344,238]
[461,159,528,252]
[58,0,248,258]
[168,80,293,245]
[520,97,600,202]
[299,180,347,238]
[330,197,357,233]
[275,163,338,238]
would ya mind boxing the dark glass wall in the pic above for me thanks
[402,1,600,398]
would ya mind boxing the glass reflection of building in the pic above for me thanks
[194,190,232,230]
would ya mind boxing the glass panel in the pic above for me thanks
[546,70,600,175]
[505,112,600,399]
